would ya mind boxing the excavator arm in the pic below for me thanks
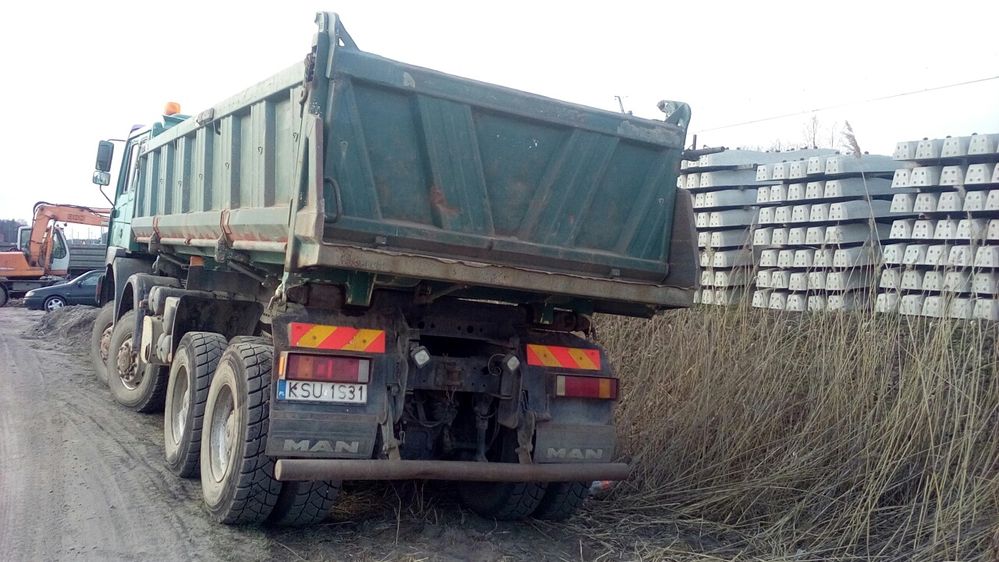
[24,202,110,271]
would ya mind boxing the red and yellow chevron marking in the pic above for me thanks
[525,344,601,371]
[288,322,386,353]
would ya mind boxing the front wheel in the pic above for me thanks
[44,295,66,311]
[107,310,168,412]
[200,343,282,524]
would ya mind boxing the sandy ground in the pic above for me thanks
[0,306,623,562]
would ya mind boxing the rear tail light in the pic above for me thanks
[280,353,370,383]
[554,375,618,400]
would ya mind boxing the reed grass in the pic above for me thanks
[584,303,998,561]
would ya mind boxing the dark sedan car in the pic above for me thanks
[24,270,102,311]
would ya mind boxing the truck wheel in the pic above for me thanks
[44,295,67,311]
[531,481,589,521]
[458,431,548,520]
[90,303,114,383]
[107,310,169,413]
[0,285,8,308]
[228,336,271,346]
[200,343,281,524]
[268,480,340,526]
[164,332,228,478]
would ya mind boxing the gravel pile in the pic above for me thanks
[24,305,101,351]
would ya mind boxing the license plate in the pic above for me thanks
[277,380,367,404]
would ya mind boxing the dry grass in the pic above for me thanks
[581,304,998,561]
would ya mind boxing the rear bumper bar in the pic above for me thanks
[274,459,630,482]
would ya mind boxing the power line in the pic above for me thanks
[694,74,999,134]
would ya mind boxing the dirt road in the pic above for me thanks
[0,307,608,562]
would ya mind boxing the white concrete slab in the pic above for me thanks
[770,270,790,290]
[973,273,999,294]
[914,139,944,160]
[975,246,999,268]
[940,136,972,158]
[875,291,900,313]
[790,249,813,268]
[900,295,925,316]
[713,249,754,268]
[711,229,753,248]
[805,181,825,199]
[806,226,827,245]
[922,270,944,292]
[974,299,999,321]
[893,141,919,161]
[771,227,789,246]
[823,178,893,198]
[808,270,827,290]
[946,245,974,268]
[824,223,890,245]
[901,244,928,265]
[891,193,916,213]
[947,298,975,320]
[937,191,965,212]
[933,219,959,240]
[760,249,779,267]
[921,296,947,318]
[891,168,912,188]
[807,295,827,312]
[710,209,758,228]
[828,200,892,221]
[788,272,809,292]
[826,270,873,291]
[880,268,902,290]
[773,205,792,224]
[913,192,939,213]
[890,219,916,239]
[943,271,972,293]
[813,248,834,267]
[787,227,808,245]
[753,227,773,246]
[834,245,879,268]
[965,163,995,185]
[777,249,796,268]
[768,291,788,310]
[967,134,999,155]
[901,269,924,291]
[752,290,771,308]
[956,219,988,240]
[909,166,942,187]
[911,219,935,240]
[882,243,907,265]
[923,244,950,267]
[940,165,965,186]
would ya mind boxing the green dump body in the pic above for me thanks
[127,15,695,317]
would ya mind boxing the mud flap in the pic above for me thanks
[533,423,616,464]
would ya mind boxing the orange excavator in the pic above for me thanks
[0,202,110,307]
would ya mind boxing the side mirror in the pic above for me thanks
[95,140,114,173]
[93,171,111,186]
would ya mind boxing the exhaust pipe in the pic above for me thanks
[274,459,630,482]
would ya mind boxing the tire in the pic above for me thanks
[0,285,9,308]
[228,336,271,346]
[268,480,340,526]
[532,481,589,521]
[200,343,282,524]
[164,332,228,478]
[43,295,66,311]
[107,310,169,412]
[458,431,548,520]
[90,303,114,384]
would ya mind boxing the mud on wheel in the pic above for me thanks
[90,303,114,384]
[200,343,282,524]
[107,310,168,412]
[164,332,228,478]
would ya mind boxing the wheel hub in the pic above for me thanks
[209,388,237,482]
[116,338,142,389]
[170,370,190,446]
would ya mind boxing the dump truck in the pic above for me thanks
[0,202,110,306]
[88,12,696,525]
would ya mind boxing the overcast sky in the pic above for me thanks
[2,0,997,225]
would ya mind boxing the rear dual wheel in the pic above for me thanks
[199,342,337,526]
[457,431,589,521]
[164,332,228,478]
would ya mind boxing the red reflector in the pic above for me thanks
[285,354,370,383]
[555,375,618,400]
